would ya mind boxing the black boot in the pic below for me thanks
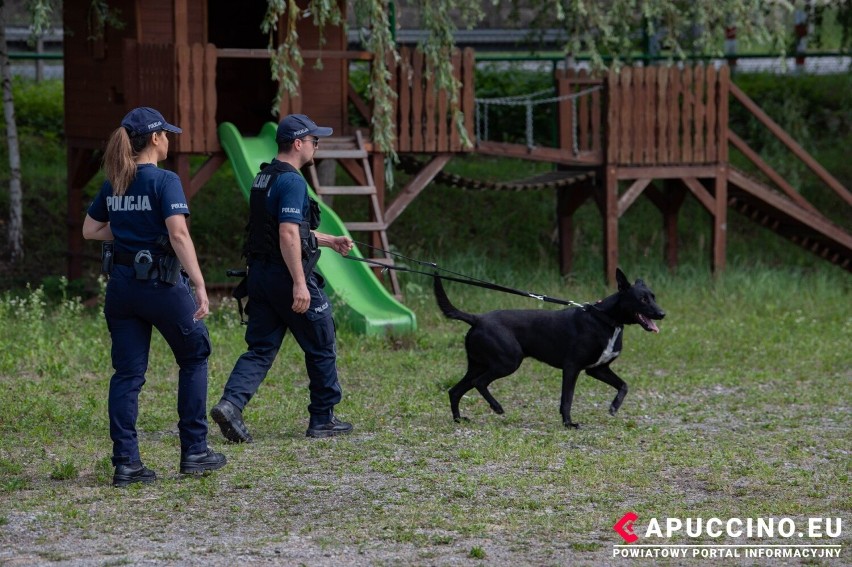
[210,399,254,443]
[180,448,227,475]
[306,415,353,438]
[113,463,157,487]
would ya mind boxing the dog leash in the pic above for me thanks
[345,240,586,308]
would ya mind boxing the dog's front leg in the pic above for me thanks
[560,368,582,428]
[585,365,628,416]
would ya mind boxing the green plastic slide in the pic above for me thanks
[217,121,417,335]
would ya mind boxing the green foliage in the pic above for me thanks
[352,0,399,153]
[0,78,64,138]
[263,0,307,116]
[731,72,852,138]
[469,546,486,559]
[49,461,79,481]
[516,0,795,65]
[86,0,126,40]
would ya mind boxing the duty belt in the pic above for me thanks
[113,252,167,267]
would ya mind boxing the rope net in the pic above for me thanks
[474,85,603,151]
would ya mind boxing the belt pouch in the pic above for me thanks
[101,241,114,274]
[134,250,155,280]
[158,255,182,285]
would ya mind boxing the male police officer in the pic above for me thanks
[211,114,354,442]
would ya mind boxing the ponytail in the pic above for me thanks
[102,127,152,196]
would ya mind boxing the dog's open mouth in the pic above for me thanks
[636,313,660,333]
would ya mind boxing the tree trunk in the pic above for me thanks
[0,2,24,263]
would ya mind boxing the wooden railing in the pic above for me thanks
[556,68,604,163]
[728,82,852,208]
[390,46,476,153]
[202,46,476,155]
[607,65,729,166]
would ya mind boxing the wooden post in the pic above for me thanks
[712,165,728,273]
[556,183,594,275]
[171,155,192,203]
[604,166,619,285]
[370,152,385,251]
[662,180,687,270]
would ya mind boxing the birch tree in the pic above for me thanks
[0,1,23,262]
[0,0,54,263]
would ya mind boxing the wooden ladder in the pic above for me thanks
[306,131,401,296]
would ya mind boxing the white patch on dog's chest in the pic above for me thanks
[587,327,622,368]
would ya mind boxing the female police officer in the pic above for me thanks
[82,107,226,487]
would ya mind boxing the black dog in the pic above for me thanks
[434,268,665,428]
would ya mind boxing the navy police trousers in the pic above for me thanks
[104,266,211,465]
[221,261,341,425]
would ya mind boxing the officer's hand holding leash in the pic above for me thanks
[318,234,353,256]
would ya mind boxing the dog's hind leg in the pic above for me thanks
[449,375,474,422]
[450,369,507,421]
[474,377,505,415]
[585,365,628,416]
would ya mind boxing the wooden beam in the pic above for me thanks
[216,48,373,61]
[616,165,718,179]
[682,177,716,213]
[728,131,820,215]
[617,178,652,218]
[712,166,728,273]
[188,153,226,199]
[383,155,452,226]
[204,43,219,152]
[348,89,371,124]
[461,47,476,150]
[729,81,851,206]
[604,166,618,286]
[476,141,603,166]
[728,168,852,251]
[336,158,368,187]
[173,155,192,203]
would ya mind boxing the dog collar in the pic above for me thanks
[585,303,621,329]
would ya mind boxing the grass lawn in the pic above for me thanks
[0,267,849,565]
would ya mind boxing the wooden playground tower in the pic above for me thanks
[64,0,852,284]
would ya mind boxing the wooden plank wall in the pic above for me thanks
[607,65,723,166]
[393,46,475,153]
[175,43,219,153]
[129,43,176,124]
[64,0,137,148]
[556,68,603,161]
[128,41,218,154]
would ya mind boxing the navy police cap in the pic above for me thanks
[276,113,333,142]
[121,106,182,136]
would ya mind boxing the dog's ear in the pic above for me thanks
[616,268,630,291]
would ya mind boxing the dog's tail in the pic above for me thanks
[433,275,478,326]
